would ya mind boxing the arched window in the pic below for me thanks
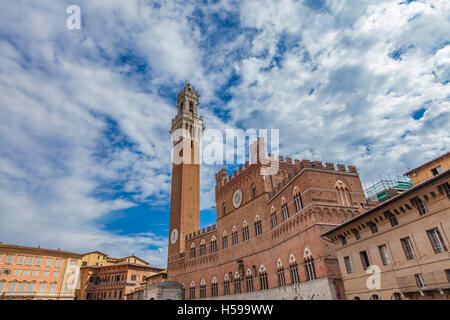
[200,279,206,298]
[224,274,230,296]
[277,259,286,287]
[293,187,303,212]
[392,292,403,300]
[254,216,262,236]
[271,207,277,228]
[246,269,254,292]
[335,180,351,206]
[210,236,217,253]
[353,296,360,300]
[189,101,194,112]
[232,227,238,245]
[200,240,206,256]
[242,221,250,241]
[289,254,299,285]
[211,277,218,297]
[370,294,380,300]
[181,283,185,300]
[304,249,316,281]
[190,281,196,300]
[251,185,256,199]
[222,232,228,249]
[234,272,241,294]
[281,198,289,221]
[190,243,196,259]
[223,203,226,216]
[259,265,268,290]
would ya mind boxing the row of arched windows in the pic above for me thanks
[182,253,317,299]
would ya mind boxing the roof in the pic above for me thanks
[83,251,109,256]
[405,151,449,176]
[80,262,162,270]
[322,169,449,238]
[0,242,83,258]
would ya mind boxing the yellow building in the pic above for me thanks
[81,251,149,267]
[406,151,449,186]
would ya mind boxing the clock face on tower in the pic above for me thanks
[170,228,179,244]
[232,189,243,208]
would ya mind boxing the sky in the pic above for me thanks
[0,0,449,268]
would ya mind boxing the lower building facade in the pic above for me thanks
[77,263,163,300]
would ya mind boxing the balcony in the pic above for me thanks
[396,271,450,294]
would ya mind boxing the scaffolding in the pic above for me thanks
[364,175,413,203]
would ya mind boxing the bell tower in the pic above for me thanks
[168,84,203,260]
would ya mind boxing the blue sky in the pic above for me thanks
[0,0,449,267]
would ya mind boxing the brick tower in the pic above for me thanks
[168,84,203,260]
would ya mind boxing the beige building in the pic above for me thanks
[322,168,450,300]
[81,251,149,267]
[0,242,82,300]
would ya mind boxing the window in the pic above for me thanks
[340,235,347,246]
[46,258,53,267]
[28,282,35,293]
[254,219,262,236]
[282,204,289,221]
[43,271,49,277]
[190,247,196,259]
[234,278,241,294]
[384,211,398,227]
[246,275,254,292]
[431,165,443,176]
[17,256,25,265]
[278,268,286,286]
[131,275,136,281]
[53,272,59,278]
[26,257,33,265]
[289,263,300,284]
[344,256,354,274]
[411,197,428,215]
[415,274,425,288]
[35,257,42,266]
[6,255,14,264]
[23,270,30,276]
[222,235,228,249]
[8,282,17,293]
[0,282,5,292]
[294,194,303,212]
[223,204,226,216]
[252,185,256,199]
[224,280,230,295]
[259,272,268,290]
[232,231,238,245]
[400,237,415,260]
[378,245,392,265]
[32,270,39,277]
[56,259,61,268]
[2,269,11,275]
[181,286,186,300]
[370,295,380,300]
[13,270,21,276]
[190,287,195,300]
[189,101,194,112]
[392,292,403,300]
[305,257,316,281]
[210,239,217,253]
[18,282,26,292]
[368,221,378,234]
[271,213,277,228]
[359,251,370,270]
[445,269,450,282]
[200,243,206,256]
[211,282,218,297]
[352,229,361,240]
[427,228,448,254]
[243,226,250,241]
[200,285,206,298]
